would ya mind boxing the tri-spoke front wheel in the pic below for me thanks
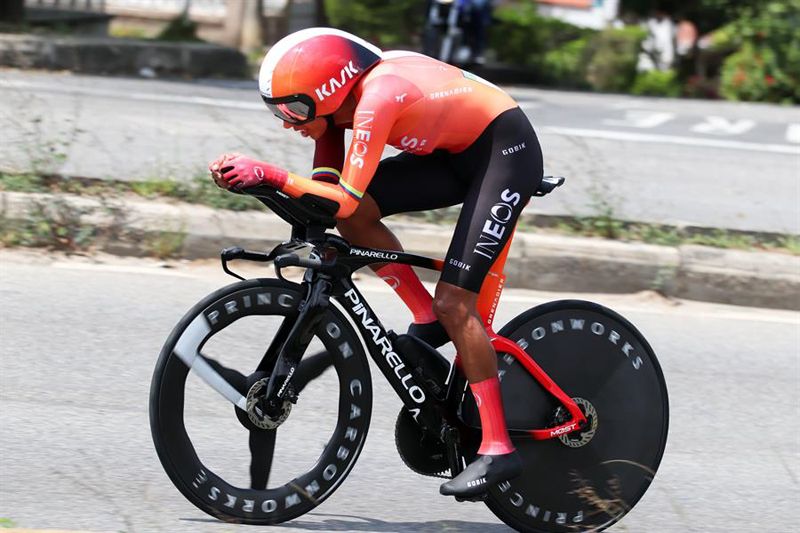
[149,278,372,524]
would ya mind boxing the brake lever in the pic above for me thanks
[221,246,273,281]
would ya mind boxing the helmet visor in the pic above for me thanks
[261,93,316,125]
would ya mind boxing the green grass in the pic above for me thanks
[0,172,44,192]
[553,218,798,254]
[143,229,187,259]
[0,172,258,212]
[0,517,17,528]
[2,172,797,255]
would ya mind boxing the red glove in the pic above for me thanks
[208,153,288,191]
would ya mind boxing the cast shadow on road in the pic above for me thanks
[182,512,508,531]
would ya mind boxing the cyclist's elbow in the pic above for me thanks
[336,197,360,219]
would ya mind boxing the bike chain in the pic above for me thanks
[394,408,451,479]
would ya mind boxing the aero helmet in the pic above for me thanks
[259,28,382,125]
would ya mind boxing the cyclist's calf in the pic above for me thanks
[433,282,497,382]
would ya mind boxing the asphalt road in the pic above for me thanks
[0,71,798,234]
[1,249,798,532]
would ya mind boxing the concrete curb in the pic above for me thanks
[2,191,798,310]
[0,33,248,78]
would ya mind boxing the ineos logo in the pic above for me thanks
[473,188,521,260]
[350,110,375,169]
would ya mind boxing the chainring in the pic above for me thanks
[394,408,449,479]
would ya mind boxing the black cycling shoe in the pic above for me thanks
[439,452,523,499]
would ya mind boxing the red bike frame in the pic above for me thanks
[410,230,587,440]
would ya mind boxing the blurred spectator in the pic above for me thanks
[462,0,494,65]
[639,10,675,71]
[675,18,698,56]
[423,0,494,65]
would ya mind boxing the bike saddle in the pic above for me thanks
[534,175,566,197]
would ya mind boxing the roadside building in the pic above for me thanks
[533,0,621,30]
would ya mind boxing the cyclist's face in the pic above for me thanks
[283,117,327,140]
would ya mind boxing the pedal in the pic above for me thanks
[443,425,464,480]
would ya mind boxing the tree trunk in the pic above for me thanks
[0,0,25,24]
[240,0,264,51]
[223,0,247,48]
[315,0,329,26]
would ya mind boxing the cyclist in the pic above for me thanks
[209,28,543,499]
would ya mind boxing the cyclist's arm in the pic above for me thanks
[282,91,400,218]
[311,123,345,184]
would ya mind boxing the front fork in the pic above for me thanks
[262,276,332,409]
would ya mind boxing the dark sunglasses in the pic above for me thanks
[261,93,317,125]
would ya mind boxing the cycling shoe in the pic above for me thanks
[439,452,522,499]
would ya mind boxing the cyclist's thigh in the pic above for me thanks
[441,107,544,292]
[366,150,469,217]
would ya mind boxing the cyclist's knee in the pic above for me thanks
[432,283,477,328]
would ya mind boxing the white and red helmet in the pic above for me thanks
[259,28,382,125]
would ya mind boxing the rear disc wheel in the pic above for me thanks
[482,300,669,532]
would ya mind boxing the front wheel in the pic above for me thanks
[149,278,372,524]
[483,300,669,533]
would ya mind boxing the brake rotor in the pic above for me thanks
[551,397,599,449]
[246,377,294,430]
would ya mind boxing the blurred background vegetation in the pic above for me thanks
[489,0,799,103]
[323,0,425,47]
[3,0,797,103]
[319,0,798,103]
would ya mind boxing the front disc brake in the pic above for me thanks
[246,377,294,430]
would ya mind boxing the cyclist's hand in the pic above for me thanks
[208,152,240,188]
[209,154,288,191]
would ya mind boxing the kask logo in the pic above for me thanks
[315,61,359,101]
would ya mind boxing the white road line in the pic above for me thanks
[356,282,800,325]
[691,116,756,135]
[542,126,800,155]
[787,124,800,144]
[51,262,199,277]
[3,79,797,154]
[604,110,675,129]
[0,79,264,111]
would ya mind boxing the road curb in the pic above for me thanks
[0,33,248,78]
[2,191,798,310]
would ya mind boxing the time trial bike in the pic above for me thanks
[149,177,669,532]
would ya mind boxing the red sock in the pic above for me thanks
[471,377,515,455]
[375,263,436,324]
